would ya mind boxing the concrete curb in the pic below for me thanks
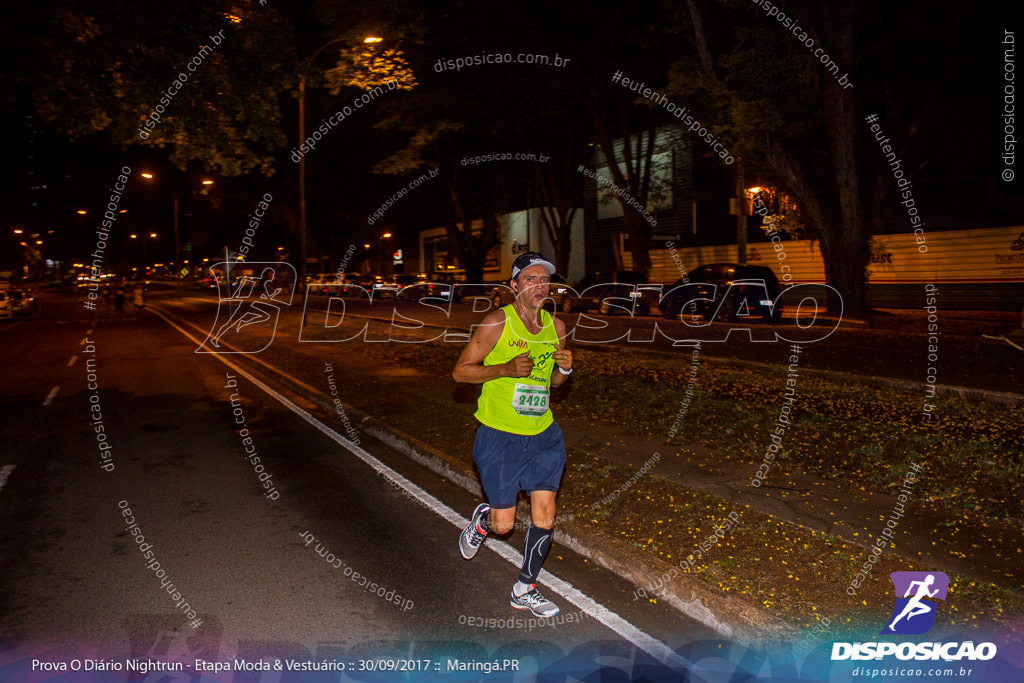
[153,303,795,645]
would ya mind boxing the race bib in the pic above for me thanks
[512,383,549,416]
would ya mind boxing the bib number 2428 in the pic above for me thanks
[512,383,549,416]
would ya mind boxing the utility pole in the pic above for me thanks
[736,158,747,264]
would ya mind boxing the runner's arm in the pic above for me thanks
[549,316,573,388]
[453,310,526,383]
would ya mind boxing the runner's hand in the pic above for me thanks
[504,351,534,378]
[553,343,572,371]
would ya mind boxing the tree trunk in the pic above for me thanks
[685,0,870,316]
[592,116,656,278]
[820,1,867,317]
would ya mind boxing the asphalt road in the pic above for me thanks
[0,293,721,679]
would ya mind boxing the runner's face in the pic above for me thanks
[514,265,551,308]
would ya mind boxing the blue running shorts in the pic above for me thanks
[472,421,567,509]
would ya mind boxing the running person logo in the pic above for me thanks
[881,571,949,635]
[198,262,296,354]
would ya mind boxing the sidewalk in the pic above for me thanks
[150,296,1023,645]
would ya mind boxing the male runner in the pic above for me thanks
[453,252,573,618]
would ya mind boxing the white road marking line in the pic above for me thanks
[43,386,60,406]
[67,355,78,367]
[0,465,15,495]
[0,322,22,333]
[152,307,692,672]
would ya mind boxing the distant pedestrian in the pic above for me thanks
[133,283,146,315]
[114,286,126,320]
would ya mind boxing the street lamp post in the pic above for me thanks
[173,194,180,278]
[298,35,383,286]
[298,38,349,288]
[131,232,158,274]
[142,173,213,287]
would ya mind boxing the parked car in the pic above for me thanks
[658,263,783,323]
[573,271,656,316]
[308,272,372,298]
[306,273,349,296]
[489,273,575,312]
[306,273,333,294]
[0,289,11,320]
[370,275,405,300]
[396,273,463,303]
[8,289,36,315]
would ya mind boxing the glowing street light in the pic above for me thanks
[131,232,158,270]
[142,173,214,282]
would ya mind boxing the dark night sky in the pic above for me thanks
[0,0,1020,277]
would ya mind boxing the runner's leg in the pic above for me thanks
[488,506,517,534]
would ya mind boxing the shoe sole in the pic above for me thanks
[509,600,560,618]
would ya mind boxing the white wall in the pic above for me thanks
[420,207,585,282]
[638,225,1024,286]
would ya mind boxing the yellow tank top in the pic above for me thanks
[475,305,559,435]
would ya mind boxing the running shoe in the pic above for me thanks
[509,583,560,617]
[459,503,490,560]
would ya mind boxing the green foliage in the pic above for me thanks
[324,46,418,93]
[27,2,295,177]
[761,204,806,238]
